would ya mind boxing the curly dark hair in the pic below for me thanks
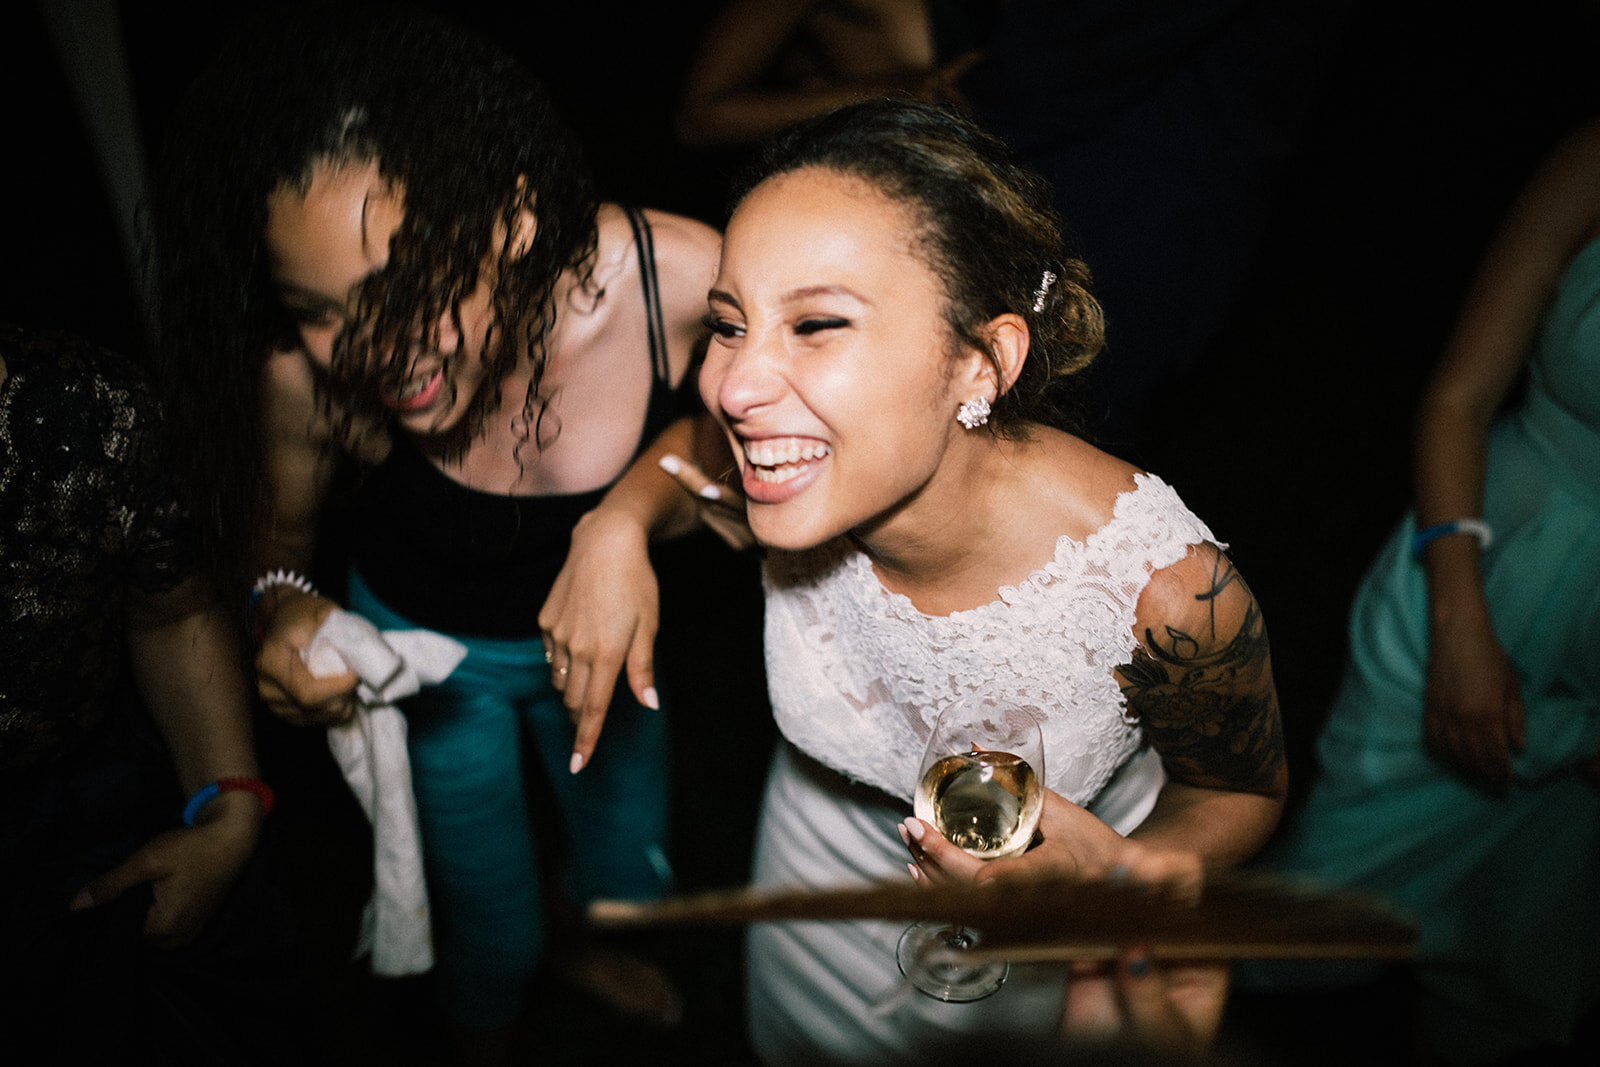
[146,3,598,595]
[730,98,1103,437]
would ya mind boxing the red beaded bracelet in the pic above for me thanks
[182,776,276,826]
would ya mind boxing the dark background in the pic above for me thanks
[5,1,1599,1062]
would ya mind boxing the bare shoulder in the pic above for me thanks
[603,204,722,383]
[1118,540,1285,796]
[636,206,723,319]
[1024,428,1143,541]
[1134,541,1254,651]
[1515,115,1600,244]
[595,204,720,284]
[636,205,723,269]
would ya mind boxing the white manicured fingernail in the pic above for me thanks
[570,752,585,775]
[903,817,924,842]
[659,455,682,475]
[643,686,659,710]
[907,863,921,882]
[897,823,911,847]
[699,484,723,500]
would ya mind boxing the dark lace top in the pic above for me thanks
[0,326,197,772]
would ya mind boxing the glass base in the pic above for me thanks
[895,920,1008,1003]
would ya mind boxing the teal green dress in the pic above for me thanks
[1260,235,1600,1061]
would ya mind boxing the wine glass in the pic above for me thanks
[895,695,1044,1002]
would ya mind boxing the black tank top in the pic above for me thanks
[348,206,682,637]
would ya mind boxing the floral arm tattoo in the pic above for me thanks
[1117,547,1286,795]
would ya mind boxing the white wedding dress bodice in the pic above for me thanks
[762,471,1219,808]
[747,473,1222,1065]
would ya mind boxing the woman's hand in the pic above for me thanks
[255,587,359,727]
[659,453,754,551]
[901,788,1201,897]
[1424,607,1526,790]
[901,790,1222,1050]
[69,793,262,949]
[1060,947,1230,1051]
[539,507,662,773]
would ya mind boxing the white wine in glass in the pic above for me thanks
[914,749,1043,860]
[897,696,1044,1002]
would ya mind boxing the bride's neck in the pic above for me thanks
[855,439,1030,610]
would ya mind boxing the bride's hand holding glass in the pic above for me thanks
[892,698,1044,1001]
[906,790,1222,1047]
[907,787,1202,901]
[902,791,1116,897]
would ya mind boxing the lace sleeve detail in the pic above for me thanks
[762,473,1221,805]
[0,330,198,769]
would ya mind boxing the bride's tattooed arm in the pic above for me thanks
[1117,542,1288,808]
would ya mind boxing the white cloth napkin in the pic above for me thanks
[304,609,468,976]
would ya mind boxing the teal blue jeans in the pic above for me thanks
[349,570,672,1030]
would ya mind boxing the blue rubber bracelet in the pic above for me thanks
[181,782,223,827]
[1410,518,1493,560]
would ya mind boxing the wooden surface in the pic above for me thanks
[590,870,1417,961]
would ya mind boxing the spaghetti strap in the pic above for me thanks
[622,204,670,384]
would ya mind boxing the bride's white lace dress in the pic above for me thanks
[746,473,1220,1064]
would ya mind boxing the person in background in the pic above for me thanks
[0,324,291,1065]
[1247,116,1600,1063]
[146,7,721,1061]
[674,0,993,149]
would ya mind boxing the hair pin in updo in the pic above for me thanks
[1032,270,1057,313]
